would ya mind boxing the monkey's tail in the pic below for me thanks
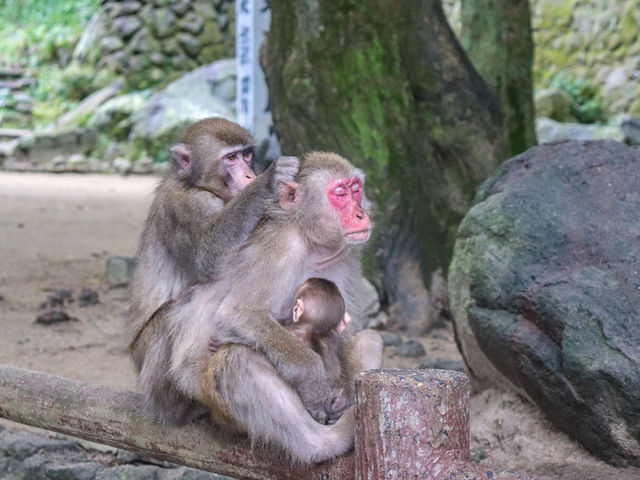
[201,345,355,464]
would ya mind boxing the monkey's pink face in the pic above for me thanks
[219,146,256,199]
[327,177,370,243]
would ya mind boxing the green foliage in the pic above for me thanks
[30,65,115,125]
[550,72,606,124]
[0,0,99,65]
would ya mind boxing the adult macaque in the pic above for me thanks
[128,117,299,343]
[130,152,383,463]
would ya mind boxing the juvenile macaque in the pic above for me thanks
[208,277,353,417]
[130,152,383,463]
[128,117,298,345]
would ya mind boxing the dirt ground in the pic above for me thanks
[0,171,638,479]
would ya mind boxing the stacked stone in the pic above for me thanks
[533,0,640,115]
[73,0,234,87]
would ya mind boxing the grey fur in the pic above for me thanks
[130,152,382,464]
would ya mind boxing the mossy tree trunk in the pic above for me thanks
[460,0,537,156]
[264,0,507,332]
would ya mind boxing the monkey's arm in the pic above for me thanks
[224,309,337,422]
[194,156,299,281]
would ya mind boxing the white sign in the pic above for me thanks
[236,0,272,141]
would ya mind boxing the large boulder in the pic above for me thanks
[449,140,640,466]
[128,59,235,161]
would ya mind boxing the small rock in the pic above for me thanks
[534,88,574,122]
[619,114,640,145]
[39,289,73,309]
[45,462,103,480]
[0,294,4,301]
[112,156,132,173]
[419,358,466,372]
[106,256,136,285]
[393,339,426,358]
[36,309,78,325]
[379,331,402,347]
[78,287,99,307]
[103,142,124,163]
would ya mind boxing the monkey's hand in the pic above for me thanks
[326,388,352,425]
[269,156,299,191]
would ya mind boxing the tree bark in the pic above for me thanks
[264,0,507,332]
[460,0,537,156]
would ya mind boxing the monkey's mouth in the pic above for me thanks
[345,229,370,242]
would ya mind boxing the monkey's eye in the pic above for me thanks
[225,152,240,162]
[334,186,346,196]
[351,183,361,193]
[242,147,253,160]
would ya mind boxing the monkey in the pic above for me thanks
[128,117,299,347]
[207,277,353,419]
[129,152,383,464]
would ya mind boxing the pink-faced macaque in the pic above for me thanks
[129,152,383,464]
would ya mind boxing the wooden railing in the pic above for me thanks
[0,365,542,479]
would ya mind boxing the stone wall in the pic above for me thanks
[444,0,640,116]
[73,0,234,89]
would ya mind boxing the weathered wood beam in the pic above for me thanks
[0,364,352,480]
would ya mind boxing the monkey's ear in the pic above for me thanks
[279,182,298,209]
[336,312,351,333]
[292,299,304,323]
[170,144,191,178]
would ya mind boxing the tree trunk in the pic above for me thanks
[460,0,537,156]
[264,0,507,332]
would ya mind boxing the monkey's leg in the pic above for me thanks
[342,329,383,378]
[200,345,355,464]
[133,317,208,425]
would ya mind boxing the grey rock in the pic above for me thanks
[379,331,402,347]
[79,287,99,307]
[72,9,110,64]
[16,128,98,164]
[393,339,426,358]
[113,156,133,173]
[106,256,136,284]
[112,15,142,39]
[150,51,167,65]
[177,33,202,57]
[161,37,181,55]
[619,114,640,145]
[103,142,125,163]
[192,2,217,20]
[129,59,235,159]
[534,88,574,122]
[418,358,465,372]
[449,139,640,466]
[99,36,124,53]
[36,309,78,325]
[96,465,160,480]
[119,1,142,16]
[45,462,103,480]
[536,117,624,144]
[172,52,198,71]
[178,12,204,35]
[149,8,177,38]
[88,91,152,140]
[170,0,191,17]
[130,27,156,53]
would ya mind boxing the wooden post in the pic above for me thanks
[354,369,542,480]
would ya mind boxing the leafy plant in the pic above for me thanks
[549,72,606,124]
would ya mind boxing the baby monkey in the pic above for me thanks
[208,277,351,422]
